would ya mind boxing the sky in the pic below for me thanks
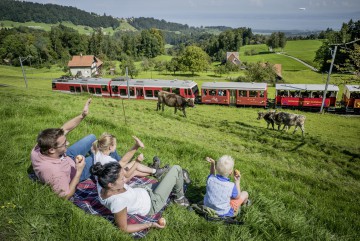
[24,0,360,31]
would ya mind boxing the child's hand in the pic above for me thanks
[233,169,241,182]
[206,157,215,164]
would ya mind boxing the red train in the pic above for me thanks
[201,82,268,107]
[52,77,199,100]
[342,85,360,113]
[275,84,339,110]
[52,77,360,113]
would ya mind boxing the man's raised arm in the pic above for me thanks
[61,98,92,135]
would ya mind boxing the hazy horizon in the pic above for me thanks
[23,0,360,31]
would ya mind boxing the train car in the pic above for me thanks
[342,85,360,113]
[201,82,268,107]
[109,78,198,100]
[52,77,199,100]
[275,84,339,109]
[52,77,112,97]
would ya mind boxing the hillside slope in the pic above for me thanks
[0,78,359,240]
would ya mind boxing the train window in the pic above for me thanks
[76,87,81,92]
[82,85,88,92]
[102,85,108,91]
[162,87,170,92]
[259,91,265,97]
[89,87,95,94]
[302,91,309,98]
[172,88,180,95]
[203,89,208,95]
[154,90,159,97]
[209,89,216,96]
[145,90,153,97]
[52,83,56,89]
[218,90,224,96]
[184,89,188,95]
[136,88,144,97]
[192,85,199,96]
[95,88,101,94]
[112,86,119,93]
[223,90,227,96]
[120,88,127,96]
[249,91,257,97]
[238,90,246,97]
[70,86,75,92]
[129,88,135,96]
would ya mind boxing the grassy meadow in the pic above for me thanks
[0,60,360,241]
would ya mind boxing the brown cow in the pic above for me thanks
[156,91,195,117]
[257,111,277,129]
[273,112,306,136]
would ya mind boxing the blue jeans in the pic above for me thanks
[66,134,121,181]
[66,134,96,181]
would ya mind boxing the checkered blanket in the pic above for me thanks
[70,176,165,239]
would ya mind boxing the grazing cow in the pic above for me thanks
[257,111,277,129]
[273,112,306,136]
[157,91,195,117]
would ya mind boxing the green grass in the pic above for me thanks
[0,65,360,240]
[284,40,323,66]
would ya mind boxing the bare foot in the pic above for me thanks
[133,136,145,148]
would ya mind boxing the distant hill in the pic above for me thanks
[0,0,119,29]
[0,0,232,34]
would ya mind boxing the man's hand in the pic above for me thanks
[81,98,92,118]
[75,155,86,172]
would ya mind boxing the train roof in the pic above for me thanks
[345,85,360,92]
[201,82,267,90]
[111,78,197,88]
[52,78,111,85]
[276,84,339,92]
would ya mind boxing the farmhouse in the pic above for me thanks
[67,54,103,77]
[226,52,241,65]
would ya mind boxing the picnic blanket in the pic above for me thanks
[70,176,166,239]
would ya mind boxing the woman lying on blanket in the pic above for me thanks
[92,133,168,179]
[91,162,190,233]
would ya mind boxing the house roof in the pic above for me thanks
[260,63,282,78]
[67,55,103,68]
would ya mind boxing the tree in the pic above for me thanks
[179,45,210,75]
[266,32,286,52]
[119,57,138,78]
[166,57,181,75]
[240,62,278,84]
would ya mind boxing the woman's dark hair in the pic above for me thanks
[91,162,121,188]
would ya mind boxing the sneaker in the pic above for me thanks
[150,156,161,169]
[174,196,190,207]
[153,165,169,179]
[182,169,191,184]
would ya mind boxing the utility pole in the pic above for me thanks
[320,45,337,113]
[320,38,360,113]
[126,67,129,99]
[19,56,31,89]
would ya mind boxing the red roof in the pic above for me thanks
[67,55,103,67]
